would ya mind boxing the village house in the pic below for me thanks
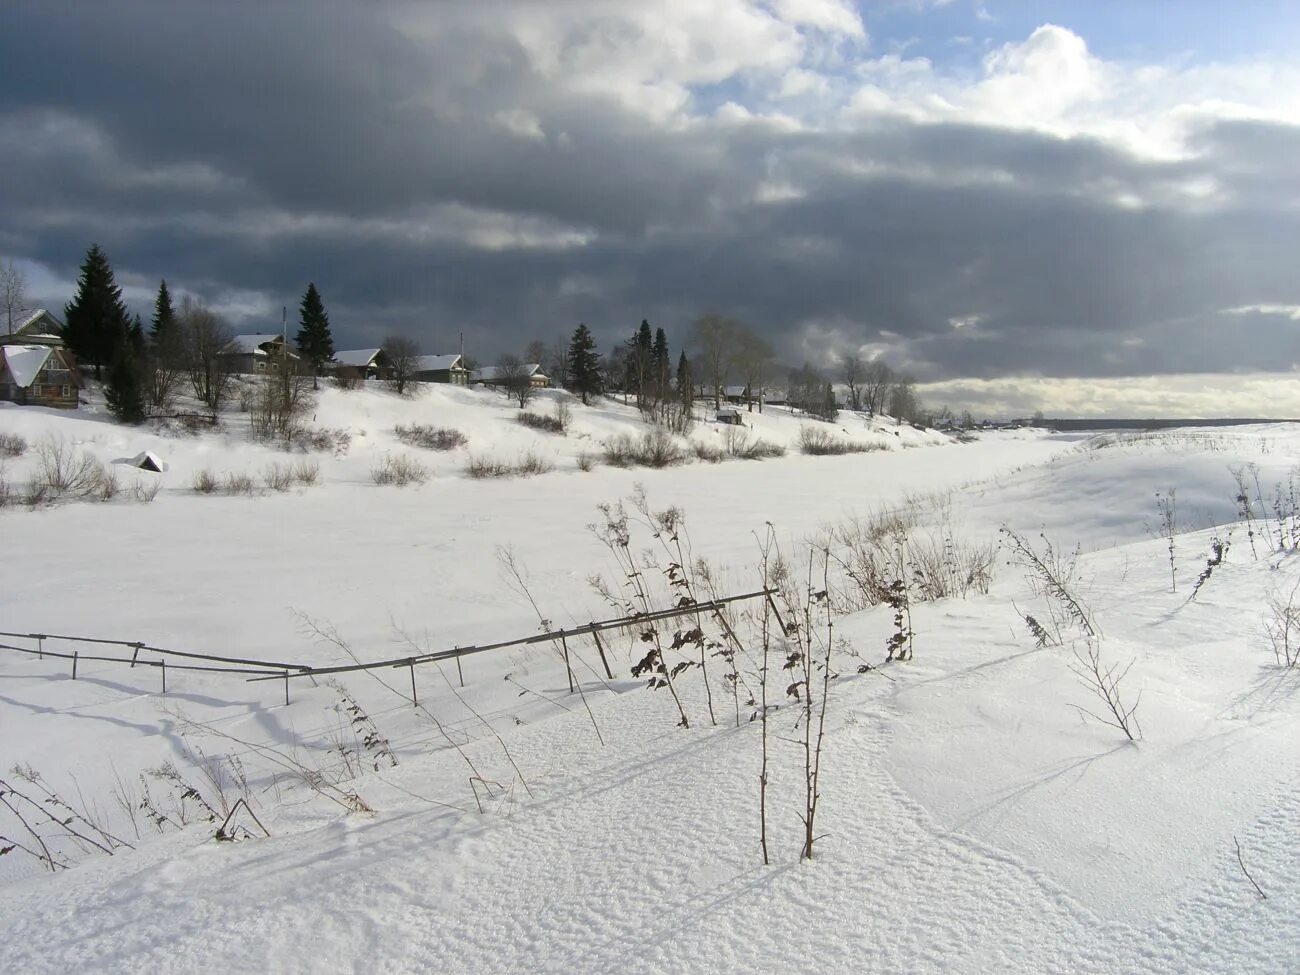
[219,334,301,374]
[330,348,388,380]
[0,309,80,409]
[412,353,469,385]
[0,345,79,409]
[472,362,549,389]
[2,308,66,348]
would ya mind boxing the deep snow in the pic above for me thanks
[2,384,1298,973]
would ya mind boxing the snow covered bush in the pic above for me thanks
[602,429,688,468]
[33,435,106,499]
[1264,580,1300,668]
[394,424,467,450]
[797,426,880,456]
[724,428,785,460]
[465,450,554,478]
[516,411,565,435]
[371,454,430,486]
[0,433,26,457]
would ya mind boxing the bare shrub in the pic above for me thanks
[1189,532,1230,601]
[465,450,554,478]
[394,424,467,450]
[0,433,26,458]
[34,436,105,498]
[724,427,785,459]
[555,399,573,432]
[263,463,294,492]
[602,429,688,468]
[192,468,218,494]
[381,335,420,396]
[179,296,234,411]
[514,449,554,476]
[290,459,320,486]
[97,467,121,502]
[293,427,351,456]
[223,472,256,496]
[694,441,724,463]
[1264,580,1300,668]
[371,454,429,486]
[131,479,161,503]
[798,426,881,456]
[576,451,596,472]
[517,412,565,435]
[249,369,315,445]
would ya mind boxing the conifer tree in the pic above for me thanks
[566,323,601,405]
[105,323,146,424]
[295,283,335,386]
[63,244,132,380]
[652,327,670,395]
[677,350,692,410]
[150,279,176,348]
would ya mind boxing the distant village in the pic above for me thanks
[1,246,1047,431]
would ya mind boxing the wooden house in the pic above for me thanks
[471,363,549,389]
[0,345,79,409]
[331,348,389,380]
[219,334,301,374]
[1,308,66,347]
[413,353,470,385]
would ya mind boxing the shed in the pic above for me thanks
[120,450,168,473]
[716,408,744,425]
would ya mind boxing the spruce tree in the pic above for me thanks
[63,244,132,380]
[150,279,176,348]
[105,325,146,424]
[677,350,692,411]
[566,323,601,405]
[652,327,669,394]
[295,283,335,386]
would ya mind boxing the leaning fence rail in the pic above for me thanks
[0,587,777,704]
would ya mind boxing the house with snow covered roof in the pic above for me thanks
[331,348,389,380]
[1,308,66,347]
[219,334,300,374]
[412,353,469,385]
[0,344,79,409]
[471,362,548,389]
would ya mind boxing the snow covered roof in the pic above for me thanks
[473,363,544,383]
[1,345,54,388]
[223,334,290,356]
[14,308,64,336]
[333,348,383,368]
[414,354,464,372]
[120,451,169,472]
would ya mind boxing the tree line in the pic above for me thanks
[43,243,926,425]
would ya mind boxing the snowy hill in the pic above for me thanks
[2,394,1298,973]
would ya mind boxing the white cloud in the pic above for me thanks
[917,373,1300,419]
[1222,304,1300,321]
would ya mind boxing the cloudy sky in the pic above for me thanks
[4,0,1300,417]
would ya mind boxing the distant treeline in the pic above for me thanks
[1048,417,1299,431]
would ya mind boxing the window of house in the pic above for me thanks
[61,385,71,398]
[31,383,42,397]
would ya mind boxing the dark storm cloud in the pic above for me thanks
[3,1,1300,381]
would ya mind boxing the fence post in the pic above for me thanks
[161,659,167,694]
[37,636,44,660]
[130,643,142,668]
[283,672,290,707]
[591,627,614,681]
[409,659,418,707]
[455,648,464,688]
[72,651,78,680]
[560,632,575,694]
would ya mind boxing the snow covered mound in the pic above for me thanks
[3,417,1299,973]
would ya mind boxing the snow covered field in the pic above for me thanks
[2,386,1299,973]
